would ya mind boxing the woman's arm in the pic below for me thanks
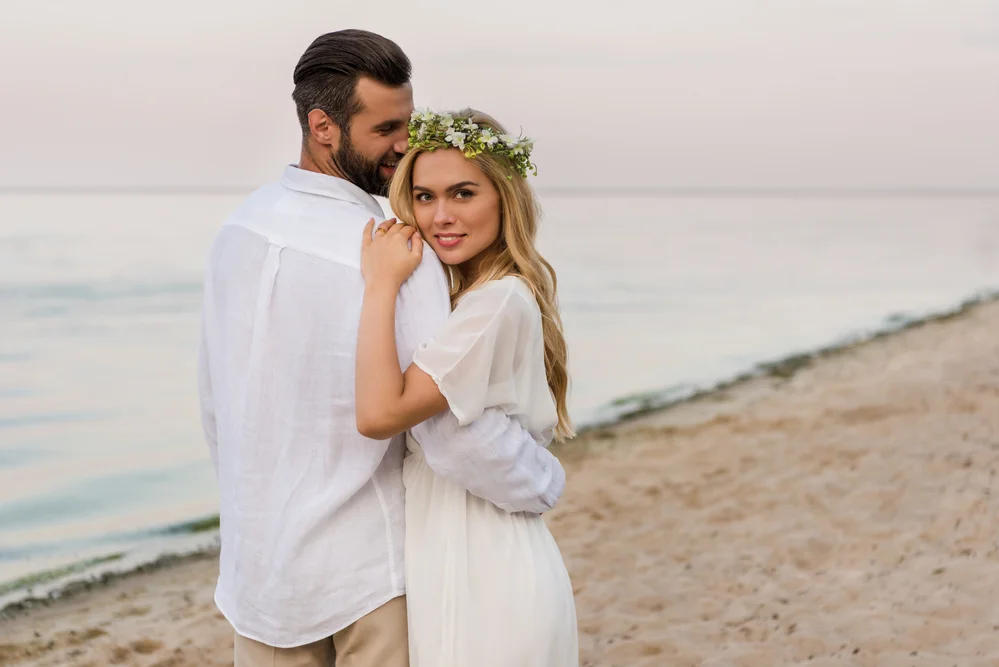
[355,219,449,440]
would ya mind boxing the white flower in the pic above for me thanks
[445,130,466,149]
[480,129,499,147]
[499,134,518,146]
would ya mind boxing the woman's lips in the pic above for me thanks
[435,234,466,249]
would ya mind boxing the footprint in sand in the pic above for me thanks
[131,638,165,654]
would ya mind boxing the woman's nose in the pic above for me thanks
[434,201,456,225]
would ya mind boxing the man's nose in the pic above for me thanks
[392,130,409,156]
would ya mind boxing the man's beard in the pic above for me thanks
[328,134,397,197]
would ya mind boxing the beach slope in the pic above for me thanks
[4,300,999,666]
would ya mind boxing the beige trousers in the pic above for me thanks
[233,595,409,667]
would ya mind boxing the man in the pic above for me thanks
[197,29,566,667]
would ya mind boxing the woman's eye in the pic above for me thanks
[415,193,433,203]
[454,190,473,200]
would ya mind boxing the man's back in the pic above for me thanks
[198,166,441,645]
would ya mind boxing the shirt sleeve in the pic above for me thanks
[197,266,219,476]
[394,248,565,513]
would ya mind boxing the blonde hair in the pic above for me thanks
[389,109,574,441]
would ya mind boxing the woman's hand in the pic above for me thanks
[361,218,424,290]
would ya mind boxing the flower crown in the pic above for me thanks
[408,109,537,179]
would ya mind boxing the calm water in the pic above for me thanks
[2,191,999,598]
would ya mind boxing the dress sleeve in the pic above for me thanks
[412,279,536,427]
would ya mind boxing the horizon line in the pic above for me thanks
[3,185,999,198]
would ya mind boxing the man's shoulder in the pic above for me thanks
[396,236,451,326]
[228,181,380,226]
[217,182,386,267]
[408,234,449,287]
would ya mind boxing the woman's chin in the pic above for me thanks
[434,248,468,266]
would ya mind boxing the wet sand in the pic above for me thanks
[3,299,999,666]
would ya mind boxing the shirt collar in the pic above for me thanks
[281,165,385,218]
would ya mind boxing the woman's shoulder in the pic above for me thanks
[463,274,535,303]
[459,275,538,319]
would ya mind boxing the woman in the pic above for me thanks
[354,108,578,666]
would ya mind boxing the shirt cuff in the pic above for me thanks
[495,449,566,515]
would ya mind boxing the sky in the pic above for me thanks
[1,0,998,189]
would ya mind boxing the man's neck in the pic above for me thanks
[298,143,348,181]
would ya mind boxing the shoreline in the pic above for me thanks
[3,288,997,620]
[578,288,999,432]
[5,295,999,664]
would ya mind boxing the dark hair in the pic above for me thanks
[292,29,411,137]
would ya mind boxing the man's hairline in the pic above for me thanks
[310,75,413,134]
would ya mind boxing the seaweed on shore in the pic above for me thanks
[0,553,124,598]
[0,550,219,619]
[571,289,999,438]
[162,515,220,535]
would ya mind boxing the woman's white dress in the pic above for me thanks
[403,276,578,667]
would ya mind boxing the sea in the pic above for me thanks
[2,189,999,607]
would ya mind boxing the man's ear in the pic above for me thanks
[307,109,341,148]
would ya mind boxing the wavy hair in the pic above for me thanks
[388,109,574,441]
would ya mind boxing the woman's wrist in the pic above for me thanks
[363,278,403,299]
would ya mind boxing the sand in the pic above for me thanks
[3,299,999,666]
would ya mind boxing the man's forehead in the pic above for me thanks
[355,78,414,118]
